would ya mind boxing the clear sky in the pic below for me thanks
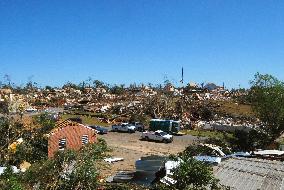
[1,0,284,88]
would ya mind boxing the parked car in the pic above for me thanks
[67,117,83,124]
[112,123,136,133]
[141,130,173,143]
[89,126,108,134]
[25,108,38,113]
[129,122,145,132]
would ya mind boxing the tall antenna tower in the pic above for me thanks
[181,67,184,86]
[180,67,184,121]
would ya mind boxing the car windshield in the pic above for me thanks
[91,126,100,130]
[159,132,167,136]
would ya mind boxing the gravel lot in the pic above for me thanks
[100,128,203,176]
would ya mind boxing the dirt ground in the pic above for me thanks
[99,128,202,176]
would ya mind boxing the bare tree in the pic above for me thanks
[4,74,11,87]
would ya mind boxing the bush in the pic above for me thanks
[0,166,23,190]
[6,113,56,165]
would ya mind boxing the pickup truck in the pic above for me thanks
[112,123,136,133]
[129,122,145,132]
[141,130,173,143]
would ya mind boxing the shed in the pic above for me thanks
[48,120,96,157]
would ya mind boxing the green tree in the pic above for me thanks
[157,145,225,190]
[171,158,220,190]
[110,85,125,95]
[199,106,214,121]
[45,85,55,92]
[93,80,104,88]
[0,101,9,114]
[62,82,81,90]
[249,73,284,142]
[129,114,150,126]
[229,129,270,151]
[22,139,109,190]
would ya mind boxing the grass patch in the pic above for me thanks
[216,101,254,117]
[276,137,284,145]
[61,114,110,127]
[182,130,233,140]
[66,110,111,118]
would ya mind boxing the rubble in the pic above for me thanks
[104,157,124,163]
[0,166,20,175]
[0,82,256,132]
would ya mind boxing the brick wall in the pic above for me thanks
[48,124,96,158]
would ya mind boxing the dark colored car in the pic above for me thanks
[67,117,83,124]
[89,126,108,134]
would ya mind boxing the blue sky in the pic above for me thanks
[1,0,284,88]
